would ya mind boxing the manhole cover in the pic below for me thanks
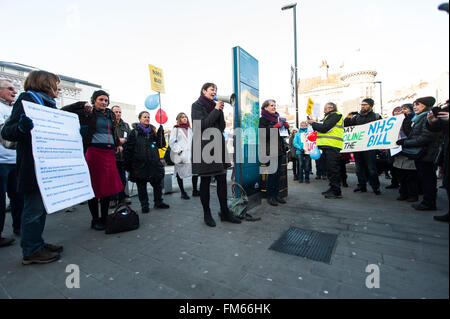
[269,227,338,263]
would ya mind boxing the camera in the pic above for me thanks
[432,101,449,117]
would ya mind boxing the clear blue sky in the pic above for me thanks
[2,0,448,124]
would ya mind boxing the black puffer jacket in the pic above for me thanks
[344,110,381,127]
[123,123,165,182]
[426,106,448,174]
[191,99,229,176]
[403,112,440,162]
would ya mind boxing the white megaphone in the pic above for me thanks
[214,94,236,106]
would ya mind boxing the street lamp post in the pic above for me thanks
[282,3,299,128]
[374,81,383,116]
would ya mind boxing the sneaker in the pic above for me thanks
[44,243,63,253]
[324,192,343,199]
[385,184,399,189]
[181,192,190,200]
[406,196,419,202]
[154,202,170,209]
[412,203,436,211]
[434,213,449,222]
[0,237,15,248]
[275,197,287,204]
[267,197,278,206]
[22,247,59,265]
[192,190,200,197]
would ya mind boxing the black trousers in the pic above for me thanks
[397,168,418,198]
[88,197,109,222]
[339,159,347,184]
[137,178,163,210]
[322,148,341,194]
[414,161,437,207]
[292,157,298,177]
[200,173,228,213]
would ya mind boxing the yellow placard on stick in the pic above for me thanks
[148,64,165,93]
[306,97,314,116]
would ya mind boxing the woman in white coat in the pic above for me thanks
[169,113,198,199]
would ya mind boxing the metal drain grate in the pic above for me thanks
[269,227,338,263]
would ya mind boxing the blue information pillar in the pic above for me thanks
[233,46,261,207]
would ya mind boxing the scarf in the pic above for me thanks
[175,122,190,129]
[27,90,57,108]
[261,108,279,123]
[137,123,153,137]
[198,95,216,113]
[411,111,427,123]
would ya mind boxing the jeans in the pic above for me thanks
[137,177,163,209]
[21,190,47,257]
[297,154,311,181]
[0,164,23,236]
[354,150,380,190]
[267,156,282,199]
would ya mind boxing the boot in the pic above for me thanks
[219,209,242,224]
[181,192,190,200]
[203,209,216,227]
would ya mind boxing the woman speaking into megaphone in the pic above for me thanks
[191,82,241,227]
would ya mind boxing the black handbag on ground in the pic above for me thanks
[105,203,139,234]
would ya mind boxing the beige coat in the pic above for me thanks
[393,155,416,170]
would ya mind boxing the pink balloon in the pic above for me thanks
[155,109,168,124]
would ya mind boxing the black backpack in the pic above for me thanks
[105,203,139,234]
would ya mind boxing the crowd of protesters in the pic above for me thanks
[0,71,448,266]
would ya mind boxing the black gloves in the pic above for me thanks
[396,139,405,146]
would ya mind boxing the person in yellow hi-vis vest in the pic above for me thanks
[307,102,344,199]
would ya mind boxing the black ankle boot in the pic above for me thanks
[219,210,242,224]
[203,209,216,227]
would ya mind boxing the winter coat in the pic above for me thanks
[344,110,381,127]
[1,92,56,193]
[426,106,449,175]
[402,112,440,163]
[61,102,120,152]
[123,123,165,183]
[293,128,308,155]
[191,99,229,176]
[258,116,287,157]
[115,119,131,162]
[169,127,193,179]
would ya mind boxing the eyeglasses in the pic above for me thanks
[0,86,15,91]
[360,103,369,106]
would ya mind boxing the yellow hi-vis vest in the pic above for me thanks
[316,111,343,150]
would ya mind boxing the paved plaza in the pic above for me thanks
[0,167,448,299]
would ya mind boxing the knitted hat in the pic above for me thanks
[91,90,110,106]
[413,96,435,109]
[392,106,402,115]
[401,103,413,112]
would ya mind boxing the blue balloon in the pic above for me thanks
[310,146,321,160]
[145,94,160,110]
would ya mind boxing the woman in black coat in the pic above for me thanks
[123,111,169,214]
[1,70,63,264]
[191,82,240,227]
[396,96,441,210]
[258,99,289,206]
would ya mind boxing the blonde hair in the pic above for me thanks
[176,112,191,128]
